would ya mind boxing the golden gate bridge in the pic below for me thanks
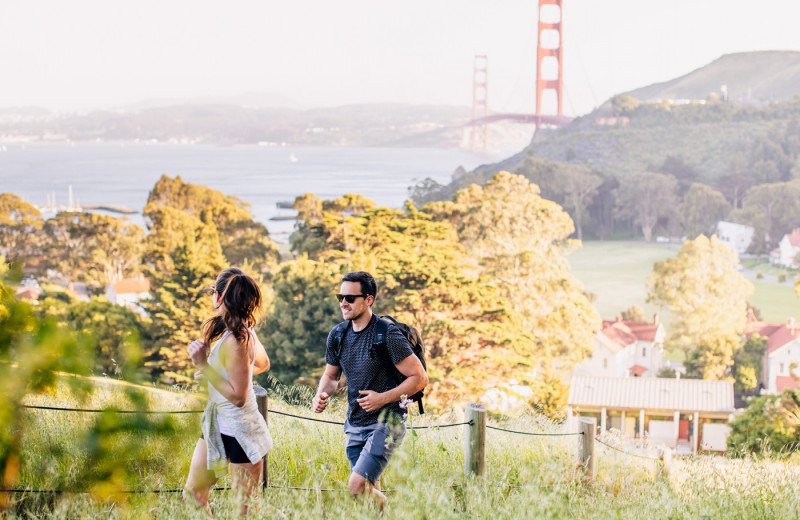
[468,0,572,152]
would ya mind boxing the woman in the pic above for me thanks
[183,267,272,516]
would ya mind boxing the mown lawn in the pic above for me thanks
[567,241,800,324]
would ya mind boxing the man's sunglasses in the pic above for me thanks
[336,293,367,303]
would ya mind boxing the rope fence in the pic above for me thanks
[10,396,672,498]
[595,437,663,461]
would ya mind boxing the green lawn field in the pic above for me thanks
[567,241,800,325]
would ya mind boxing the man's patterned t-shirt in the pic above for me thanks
[326,314,414,427]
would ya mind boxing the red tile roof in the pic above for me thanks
[15,288,40,301]
[600,319,660,346]
[629,364,648,376]
[745,321,800,354]
[112,278,151,294]
[776,376,800,393]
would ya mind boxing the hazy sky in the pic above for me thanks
[2,0,800,116]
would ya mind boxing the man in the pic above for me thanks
[312,271,427,510]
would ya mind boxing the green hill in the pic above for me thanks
[626,51,800,104]
[445,51,800,187]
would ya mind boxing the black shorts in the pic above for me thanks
[199,432,251,464]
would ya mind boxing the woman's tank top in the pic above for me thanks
[206,330,256,435]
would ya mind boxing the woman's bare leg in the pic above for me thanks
[184,439,217,516]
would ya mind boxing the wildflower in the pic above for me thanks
[399,394,413,409]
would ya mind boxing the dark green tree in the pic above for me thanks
[733,334,768,393]
[680,183,731,239]
[259,255,343,385]
[727,390,800,455]
[142,208,225,383]
[615,171,680,241]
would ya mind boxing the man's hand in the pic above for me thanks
[187,339,207,368]
[356,390,387,413]
[312,392,329,413]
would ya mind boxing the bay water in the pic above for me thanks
[0,143,511,242]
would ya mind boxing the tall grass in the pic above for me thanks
[5,378,800,519]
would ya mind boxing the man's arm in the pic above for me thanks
[312,364,342,413]
[356,354,427,413]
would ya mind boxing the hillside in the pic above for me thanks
[626,51,800,104]
[449,51,800,185]
[0,103,473,148]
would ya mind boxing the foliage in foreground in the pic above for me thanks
[5,380,800,520]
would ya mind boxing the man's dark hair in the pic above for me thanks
[342,271,377,297]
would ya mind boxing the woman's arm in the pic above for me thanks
[252,330,270,375]
[191,335,252,408]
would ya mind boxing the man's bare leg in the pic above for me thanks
[348,472,387,512]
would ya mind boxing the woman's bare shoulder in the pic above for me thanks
[219,332,248,362]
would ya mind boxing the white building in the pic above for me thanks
[746,318,800,394]
[770,228,800,268]
[716,221,754,255]
[573,317,666,378]
[105,277,151,317]
[568,375,735,453]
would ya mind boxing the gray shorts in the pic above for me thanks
[344,420,406,483]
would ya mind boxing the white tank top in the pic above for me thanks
[206,330,256,435]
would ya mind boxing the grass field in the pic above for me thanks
[6,378,800,519]
[567,241,800,325]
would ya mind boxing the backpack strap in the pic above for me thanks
[372,317,397,382]
[332,320,351,359]
[372,317,425,414]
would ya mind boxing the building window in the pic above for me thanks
[642,346,647,357]
[780,363,784,374]
[603,358,608,369]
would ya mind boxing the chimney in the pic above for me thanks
[788,317,795,328]
[616,315,622,323]
[653,313,659,325]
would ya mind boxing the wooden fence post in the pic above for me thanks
[662,446,673,477]
[464,403,486,477]
[577,416,596,484]
[253,384,269,490]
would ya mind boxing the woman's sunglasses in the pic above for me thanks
[336,293,367,303]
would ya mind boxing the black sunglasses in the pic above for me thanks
[336,293,367,303]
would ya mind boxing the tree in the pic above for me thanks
[558,166,603,241]
[727,390,800,455]
[620,305,646,322]
[42,212,144,292]
[142,207,226,383]
[259,255,343,385]
[647,235,754,373]
[67,298,146,376]
[729,181,800,253]
[42,212,95,291]
[732,334,768,393]
[145,174,279,275]
[0,193,43,265]
[615,171,679,241]
[680,183,731,239]
[426,172,600,388]
[610,94,640,115]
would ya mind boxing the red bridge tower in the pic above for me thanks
[536,0,564,122]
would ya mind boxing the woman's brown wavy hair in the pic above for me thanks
[202,267,262,360]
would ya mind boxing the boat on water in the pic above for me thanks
[289,153,298,163]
